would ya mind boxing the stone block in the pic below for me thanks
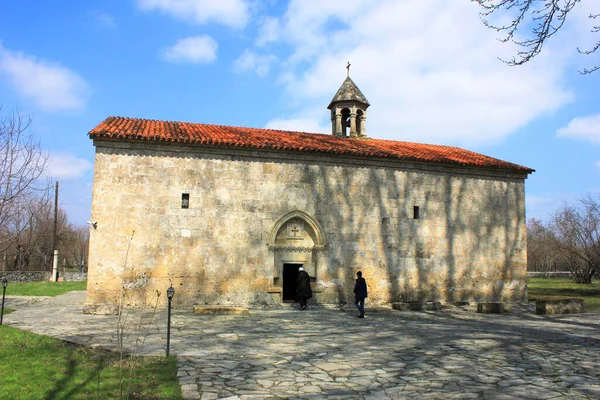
[454,301,471,306]
[391,301,441,311]
[422,301,442,311]
[83,304,119,315]
[535,299,584,315]
[193,306,249,315]
[477,302,509,313]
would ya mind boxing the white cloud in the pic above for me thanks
[161,36,218,64]
[92,11,116,28]
[254,0,577,147]
[265,115,329,134]
[233,50,276,77]
[46,152,93,180]
[557,114,600,143]
[526,192,580,222]
[137,0,249,28]
[0,44,89,112]
[256,17,281,47]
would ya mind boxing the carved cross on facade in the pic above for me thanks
[287,222,304,239]
[346,61,351,77]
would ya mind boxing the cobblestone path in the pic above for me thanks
[4,292,600,399]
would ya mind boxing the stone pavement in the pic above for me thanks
[4,292,600,399]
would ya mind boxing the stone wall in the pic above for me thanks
[86,140,529,308]
[0,271,51,283]
[0,271,87,283]
[527,271,572,278]
[61,272,88,282]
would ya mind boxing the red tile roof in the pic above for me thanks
[89,116,534,174]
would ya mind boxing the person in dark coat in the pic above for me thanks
[296,266,312,310]
[354,271,368,318]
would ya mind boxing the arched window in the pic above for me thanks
[356,110,364,137]
[341,108,350,137]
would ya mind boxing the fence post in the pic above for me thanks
[51,250,59,282]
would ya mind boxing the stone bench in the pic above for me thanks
[391,301,442,311]
[535,299,584,315]
[193,306,249,315]
[477,302,510,313]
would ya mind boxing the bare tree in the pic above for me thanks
[527,218,561,275]
[0,108,91,273]
[2,202,90,272]
[474,0,600,74]
[6,197,51,270]
[57,221,90,272]
[70,225,90,272]
[551,194,600,283]
[0,108,51,254]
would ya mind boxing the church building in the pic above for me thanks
[85,76,533,311]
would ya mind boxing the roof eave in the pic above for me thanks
[327,99,371,110]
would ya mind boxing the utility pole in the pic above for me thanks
[51,181,59,281]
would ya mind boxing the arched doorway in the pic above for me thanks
[267,211,326,302]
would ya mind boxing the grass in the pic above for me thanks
[5,281,87,296]
[0,325,182,400]
[528,277,600,311]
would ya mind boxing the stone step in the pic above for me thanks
[193,306,249,315]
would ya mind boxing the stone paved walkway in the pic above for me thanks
[4,292,600,399]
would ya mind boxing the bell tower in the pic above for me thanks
[327,63,370,139]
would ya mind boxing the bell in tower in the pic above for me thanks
[327,63,370,139]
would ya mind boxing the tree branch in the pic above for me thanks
[474,0,599,74]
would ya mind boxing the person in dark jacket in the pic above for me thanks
[296,266,312,310]
[354,271,368,318]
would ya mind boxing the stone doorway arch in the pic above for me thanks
[267,211,326,301]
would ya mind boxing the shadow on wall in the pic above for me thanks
[88,145,527,308]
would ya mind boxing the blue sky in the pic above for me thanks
[1,0,599,225]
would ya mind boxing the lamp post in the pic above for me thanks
[1,278,8,325]
[166,285,174,356]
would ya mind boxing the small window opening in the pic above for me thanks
[181,193,190,209]
[356,109,364,136]
[341,108,350,137]
[413,206,420,220]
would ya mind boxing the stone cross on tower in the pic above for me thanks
[346,62,351,77]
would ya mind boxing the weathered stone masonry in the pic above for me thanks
[86,139,528,308]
